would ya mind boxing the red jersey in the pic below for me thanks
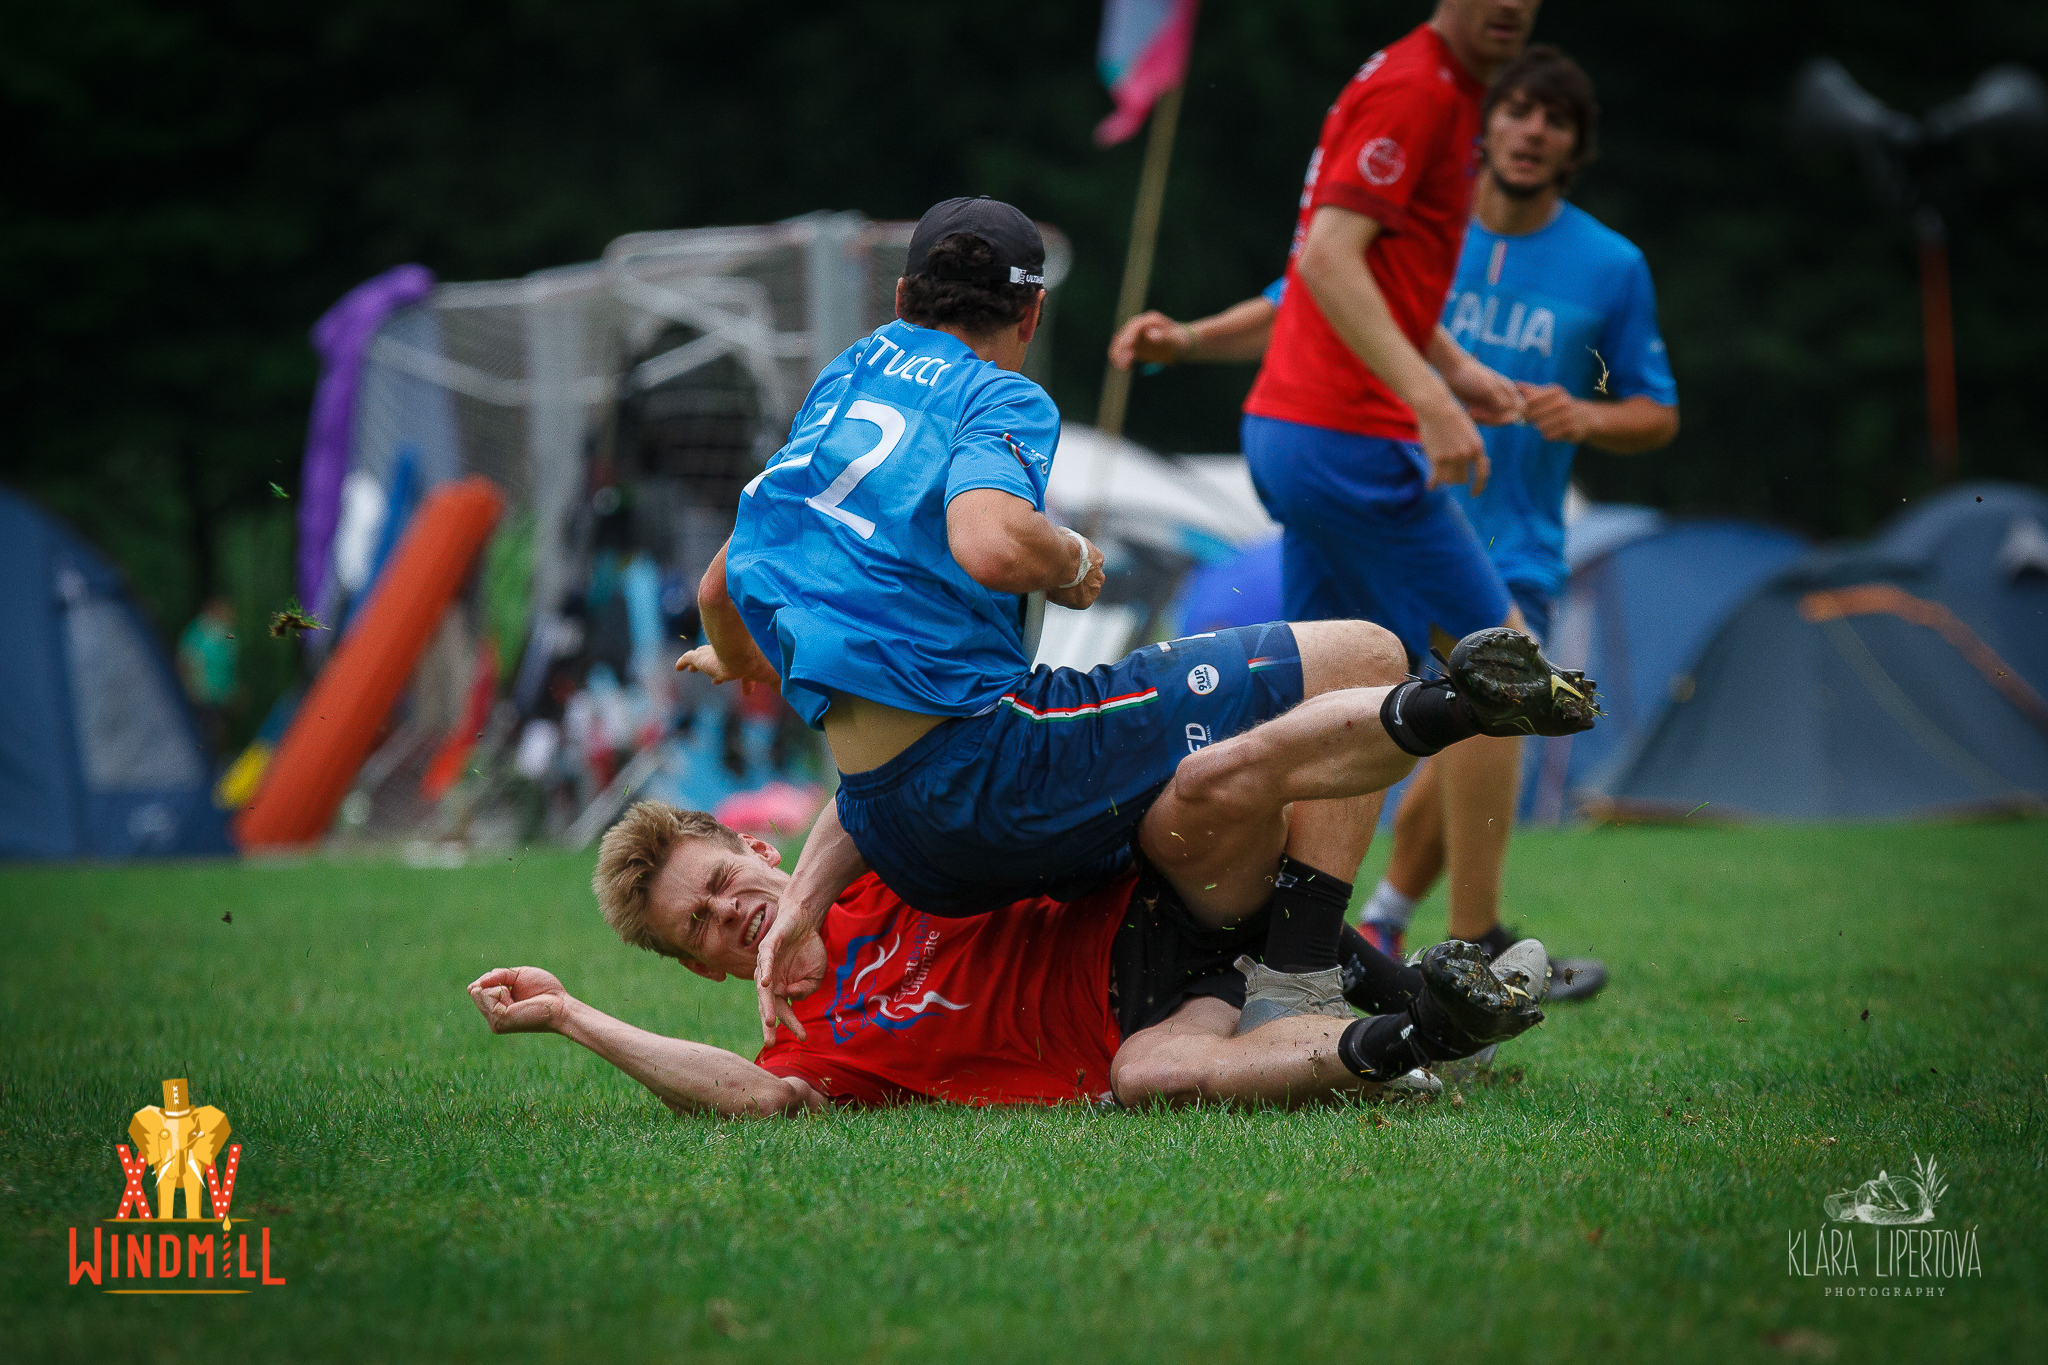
[755,871,1129,1107]
[1244,23,1485,440]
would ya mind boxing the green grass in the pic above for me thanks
[4,823,2045,1362]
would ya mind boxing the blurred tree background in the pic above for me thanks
[5,0,2045,734]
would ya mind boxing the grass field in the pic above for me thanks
[5,821,2045,1362]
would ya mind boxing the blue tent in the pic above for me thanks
[1597,482,2048,820]
[0,489,232,859]
[1524,512,1810,819]
[1155,504,1815,824]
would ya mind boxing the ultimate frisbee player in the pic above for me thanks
[1116,1,1553,973]
[687,194,1596,1043]
[467,803,1552,1114]
[1359,45,1677,991]
[1113,45,1674,999]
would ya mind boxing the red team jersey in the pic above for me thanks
[755,872,1129,1107]
[1244,23,1486,440]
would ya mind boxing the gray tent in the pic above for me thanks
[1599,482,2048,820]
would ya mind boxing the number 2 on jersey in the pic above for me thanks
[805,400,905,539]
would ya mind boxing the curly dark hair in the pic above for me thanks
[898,233,1040,335]
[1482,44,1600,192]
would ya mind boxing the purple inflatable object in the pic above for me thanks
[296,264,437,610]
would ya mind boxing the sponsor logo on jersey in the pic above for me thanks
[1186,664,1220,696]
[1358,137,1406,187]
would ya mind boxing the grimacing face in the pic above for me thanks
[1485,88,1580,196]
[645,832,790,982]
[1439,0,1541,71]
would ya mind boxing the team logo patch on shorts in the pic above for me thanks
[1186,664,1220,696]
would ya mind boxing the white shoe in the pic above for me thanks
[1377,1067,1443,1102]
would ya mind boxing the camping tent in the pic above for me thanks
[1525,511,1810,819]
[1036,431,1278,671]
[0,489,233,859]
[1152,498,1813,823]
[1596,481,2048,820]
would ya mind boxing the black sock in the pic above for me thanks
[1261,857,1352,974]
[1476,924,1514,959]
[1336,1012,1429,1082]
[1338,992,1486,1082]
[1379,679,1482,757]
[1338,923,1423,1013]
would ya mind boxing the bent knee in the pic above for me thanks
[1294,618,1406,694]
[1111,1054,1211,1108]
[1164,741,1280,826]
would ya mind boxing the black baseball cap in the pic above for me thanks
[906,197,1046,287]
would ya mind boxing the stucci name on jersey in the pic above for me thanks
[727,318,1061,729]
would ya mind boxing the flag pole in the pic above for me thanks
[1095,79,1185,442]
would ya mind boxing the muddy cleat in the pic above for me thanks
[1376,1067,1442,1102]
[1233,955,1353,1035]
[1488,938,1552,1003]
[1442,626,1598,738]
[1412,939,1546,1051]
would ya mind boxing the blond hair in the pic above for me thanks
[592,801,743,957]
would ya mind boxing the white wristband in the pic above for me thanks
[1058,526,1094,591]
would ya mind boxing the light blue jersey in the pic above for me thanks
[727,320,1059,728]
[1259,203,1675,602]
[1441,203,1677,599]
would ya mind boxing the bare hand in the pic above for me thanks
[1516,382,1591,444]
[753,895,830,1043]
[1046,536,1105,610]
[1108,311,1192,369]
[675,643,763,697]
[1415,395,1491,494]
[1450,360,1525,427]
[468,966,571,1034]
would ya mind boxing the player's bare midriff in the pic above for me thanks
[822,690,949,773]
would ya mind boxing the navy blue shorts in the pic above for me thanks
[1242,413,1513,665]
[835,623,1305,916]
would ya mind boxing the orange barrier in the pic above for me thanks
[236,476,506,849]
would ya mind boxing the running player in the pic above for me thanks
[1358,45,1675,995]
[1112,44,1676,999]
[466,802,1551,1114]
[1239,0,1544,986]
[688,193,1594,1044]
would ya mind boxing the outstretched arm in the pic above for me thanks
[468,967,823,1118]
[1109,295,1278,368]
[751,801,864,1043]
[678,539,782,693]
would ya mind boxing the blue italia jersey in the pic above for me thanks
[726,320,1059,728]
[1441,203,1677,598]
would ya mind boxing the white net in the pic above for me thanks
[321,214,1072,845]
